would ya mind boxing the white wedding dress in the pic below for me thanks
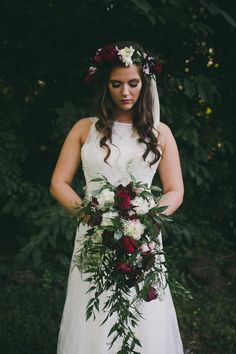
[57,118,184,354]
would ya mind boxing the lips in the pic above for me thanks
[121,99,132,104]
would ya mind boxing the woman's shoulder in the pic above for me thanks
[157,122,176,152]
[69,117,97,145]
[69,117,96,134]
[72,117,96,129]
[64,117,96,143]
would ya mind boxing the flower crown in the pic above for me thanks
[84,45,162,84]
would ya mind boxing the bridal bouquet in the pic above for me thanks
[74,175,170,354]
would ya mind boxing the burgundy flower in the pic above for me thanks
[116,261,133,274]
[121,236,137,254]
[149,58,162,75]
[100,45,117,61]
[145,287,158,302]
[116,185,133,209]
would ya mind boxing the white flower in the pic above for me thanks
[97,189,115,208]
[101,211,119,227]
[132,195,156,214]
[122,219,146,240]
[132,196,150,215]
[88,66,97,75]
[118,46,135,67]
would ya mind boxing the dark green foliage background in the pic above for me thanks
[0,1,235,353]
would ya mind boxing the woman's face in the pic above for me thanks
[108,65,142,112]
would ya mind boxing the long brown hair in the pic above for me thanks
[93,42,161,166]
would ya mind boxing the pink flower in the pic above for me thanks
[148,241,156,251]
[139,244,150,253]
[139,242,157,254]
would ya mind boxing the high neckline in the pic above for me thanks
[113,120,133,126]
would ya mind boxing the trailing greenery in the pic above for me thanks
[0,0,235,353]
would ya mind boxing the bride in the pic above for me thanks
[50,41,184,354]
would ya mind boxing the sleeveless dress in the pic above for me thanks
[57,118,184,354]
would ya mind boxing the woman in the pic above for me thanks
[51,42,184,354]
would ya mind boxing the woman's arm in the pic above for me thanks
[50,118,92,211]
[157,123,184,216]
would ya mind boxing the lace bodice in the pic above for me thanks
[81,118,162,193]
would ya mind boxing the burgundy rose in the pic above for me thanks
[121,236,137,254]
[145,287,158,302]
[149,58,162,75]
[116,261,133,274]
[116,185,132,209]
[100,45,117,61]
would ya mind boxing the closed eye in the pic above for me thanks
[129,82,138,87]
[110,79,140,88]
[111,82,120,88]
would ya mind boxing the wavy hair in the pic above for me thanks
[93,42,161,166]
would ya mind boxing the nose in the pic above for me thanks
[121,84,129,97]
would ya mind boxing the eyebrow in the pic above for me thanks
[110,79,140,83]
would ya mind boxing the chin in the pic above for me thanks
[119,104,134,111]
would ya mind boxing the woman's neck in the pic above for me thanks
[113,109,134,123]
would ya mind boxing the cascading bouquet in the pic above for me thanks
[74,174,171,354]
